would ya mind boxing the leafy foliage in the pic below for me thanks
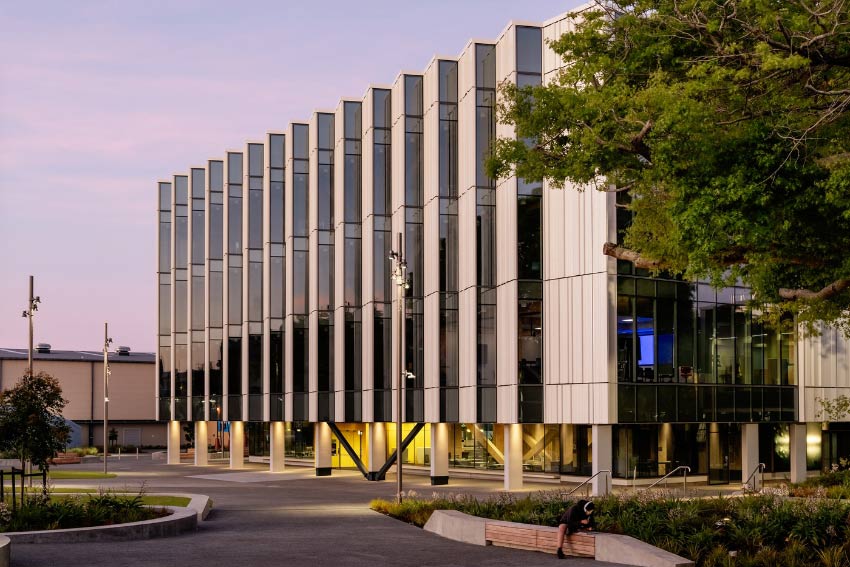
[0,489,166,533]
[0,372,70,471]
[487,0,850,334]
[372,490,850,566]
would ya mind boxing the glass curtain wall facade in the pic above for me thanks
[289,124,310,421]
[402,75,425,423]
[340,102,363,423]
[475,44,497,423]
[438,60,460,423]
[189,168,206,421]
[266,134,286,421]
[372,90,393,422]
[172,174,189,421]
[315,113,335,422]
[207,160,224,422]
[157,181,172,421]
[515,26,544,424]
[224,152,243,421]
[156,7,812,483]
[245,143,264,421]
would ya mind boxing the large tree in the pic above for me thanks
[487,0,850,334]
[0,372,70,472]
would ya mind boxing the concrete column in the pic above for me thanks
[366,422,387,480]
[790,423,808,484]
[430,423,449,485]
[167,420,181,465]
[315,422,332,476]
[270,421,286,472]
[229,421,245,469]
[194,421,209,466]
[503,423,523,491]
[592,425,612,496]
[741,423,760,490]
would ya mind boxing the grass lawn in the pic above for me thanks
[3,492,190,507]
[48,471,118,479]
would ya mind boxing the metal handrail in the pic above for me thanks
[743,463,766,491]
[643,465,691,494]
[565,470,611,498]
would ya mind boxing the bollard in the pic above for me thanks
[136,447,139,460]
[118,448,121,461]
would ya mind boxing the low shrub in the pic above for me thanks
[67,446,99,457]
[0,489,166,532]
[371,490,850,567]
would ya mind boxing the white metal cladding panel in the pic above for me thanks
[424,292,440,422]
[391,78,405,219]
[457,49,477,200]
[241,150,252,418]
[569,382,591,423]
[423,60,441,204]
[308,115,320,424]
[498,383,518,424]
[333,107,346,420]
[361,299,375,422]
[284,127,297,421]
[799,327,850,421]
[496,24,516,84]
[544,183,567,281]
[262,142,272,421]
[497,279,518,424]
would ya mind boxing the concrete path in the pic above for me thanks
[10,458,632,567]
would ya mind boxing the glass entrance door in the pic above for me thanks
[708,423,742,484]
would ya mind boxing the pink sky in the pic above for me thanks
[0,0,583,352]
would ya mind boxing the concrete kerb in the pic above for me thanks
[0,535,9,567]
[424,510,695,567]
[4,506,197,543]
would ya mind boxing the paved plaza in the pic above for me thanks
[10,458,633,567]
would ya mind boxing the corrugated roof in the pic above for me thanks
[0,348,155,364]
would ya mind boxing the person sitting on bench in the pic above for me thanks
[556,499,595,559]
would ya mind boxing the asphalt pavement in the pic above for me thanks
[10,458,633,567]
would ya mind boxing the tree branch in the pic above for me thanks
[602,242,667,269]
[778,278,850,301]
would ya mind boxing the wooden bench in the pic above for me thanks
[485,520,595,557]
[49,453,82,465]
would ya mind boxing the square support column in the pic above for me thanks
[229,421,245,469]
[194,421,209,466]
[366,422,387,480]
[592,425,612,496]
[790,423,808,484]
[430,423,449,485]
[315,421,332,476]
[167,420,181,465]
[270,421,286,472]
[741,423,760,490]
[504,423,523,491]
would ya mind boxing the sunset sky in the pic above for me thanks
[0,0,583,352]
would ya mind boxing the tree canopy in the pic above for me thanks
[0,372,70,470]
[487,0,850,334]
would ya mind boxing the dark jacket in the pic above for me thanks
[559,499,596,531]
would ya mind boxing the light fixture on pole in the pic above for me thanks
[389,232,409,503]
[103,323,113,475]
[21,275,41,377]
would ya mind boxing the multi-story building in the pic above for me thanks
[156,6,849,491]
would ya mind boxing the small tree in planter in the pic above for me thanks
[0,372,70,502]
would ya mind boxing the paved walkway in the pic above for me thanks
[11,458,631,567]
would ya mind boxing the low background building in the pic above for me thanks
[0,345,166,449]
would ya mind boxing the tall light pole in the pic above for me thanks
[103,323,112,474]
[389,233,408,503]
[21,275,41,376]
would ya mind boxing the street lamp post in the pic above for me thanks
[389,233,408,503]
[21,275,41,376]
[103,323,112,474]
